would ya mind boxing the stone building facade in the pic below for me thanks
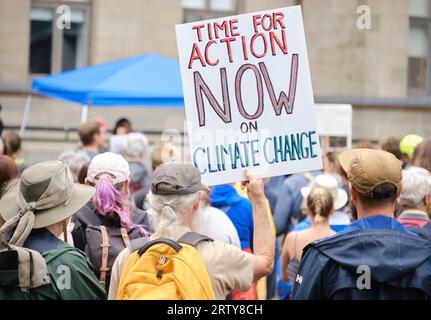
[0,0,430,150]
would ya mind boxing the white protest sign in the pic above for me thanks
[315,104,352,153]
[176,6,322,186]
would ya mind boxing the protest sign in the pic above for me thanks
[315,104,352,154]
[176,5,322,186]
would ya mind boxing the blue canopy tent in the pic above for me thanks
[20,54,184,134]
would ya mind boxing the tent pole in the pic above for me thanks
[20,94,32,136]
[81,104,88,123]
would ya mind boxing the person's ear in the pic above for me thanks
[194,201,199,212]
[350,183,359,207]
[192,196,200,213]
[305,208,313,219]
[349,183,356,201]
[396,185,403,199]
[425,194,431,206]
[84,177,90,186]
[124,180,131,198]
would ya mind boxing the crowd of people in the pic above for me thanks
[0,118,430,300]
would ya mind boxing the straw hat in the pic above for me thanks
[301,174,348,210]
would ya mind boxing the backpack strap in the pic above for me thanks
[136,233,213,256]
[120,228,130,247]
[177,232,213,247]
[138,238,183,256]
[99,226,110,287]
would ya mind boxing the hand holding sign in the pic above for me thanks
[241,170,265,203]
[176,6,322,186]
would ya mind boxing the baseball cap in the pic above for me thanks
[339,149,402,197]
[151,162,206,195]
[87,152,130,184]
[400,134,423,159]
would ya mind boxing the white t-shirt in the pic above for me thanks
[201,206,241,248]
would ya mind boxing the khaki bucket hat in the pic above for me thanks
[0,160,95,233]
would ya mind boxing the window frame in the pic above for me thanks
[182,0,239,23]
[30,0,92,75]
[408,3,431,96]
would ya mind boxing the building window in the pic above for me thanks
[182,0,238,23]
[29,1,90,74]
[61,9,87,71]
[30,7,54,74]
[408,0,431,95]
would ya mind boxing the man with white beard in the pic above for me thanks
[108,162,275,300]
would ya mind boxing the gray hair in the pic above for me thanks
[58,150,90,182]
[398,166,431,208]
[123,132,148,160]
[148,191,200,238]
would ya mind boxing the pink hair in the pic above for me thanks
[93,174,133,229]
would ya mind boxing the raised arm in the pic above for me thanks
[241,170,275,282]
[280,232,294,282]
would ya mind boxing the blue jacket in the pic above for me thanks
[264,175,288,212]
[410,221,431,241]
[211,185,254,251]
[273,171,321,236]
[291,216,431,300]
[276,215,351,299]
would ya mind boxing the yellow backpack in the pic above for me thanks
[116,232,216,300]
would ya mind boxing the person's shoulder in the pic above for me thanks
[132,207,150,224]
[115,246,133,268]
[279,174,310,193]
[285,230,298,243]
[202,208,241,247]
[43,244,92,271]
[197,239,251,263]
[72,201,95,224]
[284,173,309,184]
[235,195,252,211]
[44,243,86,260]
[197,239,229,251]
[305,229,354,251]
[296,229,350,259]
[299,240,331,270]
[206,206,234,223]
